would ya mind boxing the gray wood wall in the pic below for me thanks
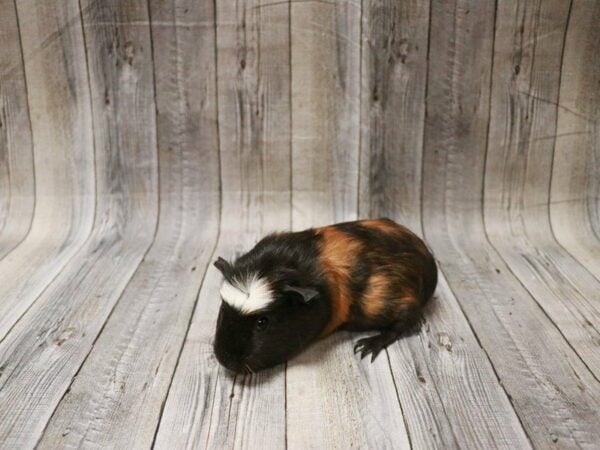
[1,0,599,448]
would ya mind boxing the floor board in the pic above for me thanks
[1,0,600,448]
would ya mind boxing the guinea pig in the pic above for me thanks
[213,218,437,373]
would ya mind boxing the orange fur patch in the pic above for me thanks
[395,291,419,314]
[361,219,431,260]
[362,273,390,318]
[359,219,408,235]
[315,226,362,335]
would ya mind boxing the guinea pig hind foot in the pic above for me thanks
[353,330,401,362]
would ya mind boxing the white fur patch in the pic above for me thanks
[220,273,274,314]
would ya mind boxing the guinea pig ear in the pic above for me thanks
[214,257,234,280]
[282,284,320,303]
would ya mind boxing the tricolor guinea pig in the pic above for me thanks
[213,218,437,373]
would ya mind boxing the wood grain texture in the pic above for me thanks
[551,0,600,277]
[0,0,35,259]
[0,0,96,341]
[0,0,158,447]
[291,0,361,226]
[155,0,290,447]
[484,0,600,379]
[37,0,220,447]
[217,0,292,234]
[0,0,599,447]
[287,3,413,448]
[358,0,428,231]
[358,2,530,447]
[423,0,600,448]
[388,277,531,449]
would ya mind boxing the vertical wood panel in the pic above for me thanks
[210,0,290,447]
[0,0,159,446]
[358,0,428,231]
[389,277,532,448]
[551,0,600,276]
[155,0,291,447]
[484,0,600,378]
[287,2,412,448]
[0,0,598,447]
[291,0,361,226]
[422,0,600,447]
[0,0,96,340]
[0,0,35,259]
[37,0,220,447]
[359,1,530,446]
[219,0,292,235]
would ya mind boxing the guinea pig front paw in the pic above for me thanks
[353,331,400,362]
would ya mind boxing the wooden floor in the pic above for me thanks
[1,0,600,448]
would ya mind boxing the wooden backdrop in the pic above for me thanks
[0,0,599,448]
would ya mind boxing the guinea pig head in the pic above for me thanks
[212,257,329,372]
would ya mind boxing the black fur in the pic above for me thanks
[213,230,331,372]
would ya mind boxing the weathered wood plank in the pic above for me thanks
[291,0,360,227]
[0,0,159,447]
[358,1,530,446]
[36,0,220,447]
[154,238,286,450]
[358,0,428,232]
[287,332,411,449]
[423,0,600,447]
[0,0,598,447]
[287,2,413,448]
[551,0,600,277]
[218,0,292,234]
[0,0,35,259]
[389,277,531,448]
[484,0,600,379]
[0,0,96,340]
[155,0,291,447]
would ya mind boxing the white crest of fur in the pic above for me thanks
[220,273,273,314]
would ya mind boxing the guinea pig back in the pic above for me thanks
[213,218,437,372]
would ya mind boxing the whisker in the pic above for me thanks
[245,364,255,375]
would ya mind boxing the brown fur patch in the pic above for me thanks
[315,226,362,335]
[361,219,432,262]
[395,291,419,313]
[359,218,408,235]
[362,273,390,318]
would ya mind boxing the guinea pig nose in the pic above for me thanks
[215,349,245,373]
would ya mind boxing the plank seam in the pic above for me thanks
[384,350,413,449]
[355,0,363,217]
[284,361,288,450]
[285,3,293,442]
[419,0,433,238]
[288,0,293,228]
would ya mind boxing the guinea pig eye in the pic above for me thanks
[255,317,269,331]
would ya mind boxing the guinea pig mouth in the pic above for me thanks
[215,350,253,374]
